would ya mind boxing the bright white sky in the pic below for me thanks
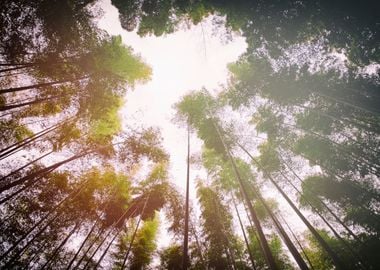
[97,1,246,200]
[95,2,321,259]
[96,0,247,249]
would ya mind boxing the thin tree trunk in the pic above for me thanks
[0,167,56,205]
[121,194,151,269]
[0,65,31,73]
[223,245,234,270]
[2,212,61,267]
[238,142,347,270]
[22,239,50,269]
[212,196,238,270]
[0,150,54,182]
[190,220,207,270]
[81,206,139,270]
[278,152,362,242]
[0,118,73,161]
[182,122,191,270]
[248,181,310,270]
[277,212,315,270]
[278,169,367,269]
[0,71,27,78]
[284,122,380,175]
[40,222,80,269]
[0,76,88,95]
[0,94,68,112]
[311,89,380,117]
[65,221,99,270]
[93,231,120,269]
[0,178,90,261]
[0,150,89,194]
[210,117,279,270]
[297,104,380,136]
[65,185,119,269]
[231,194,257,270]
[0,63,37,66]
[0,119,67,156]
[73,227,106,269]
[295,150,380,203]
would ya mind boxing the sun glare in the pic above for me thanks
[97,0,247,193]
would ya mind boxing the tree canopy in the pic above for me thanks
[1,0,379,269]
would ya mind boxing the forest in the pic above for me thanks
[0,0,379,269]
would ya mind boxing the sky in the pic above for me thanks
[96,0,247,248]
[97,1,246,200]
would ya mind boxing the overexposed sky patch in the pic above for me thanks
[97,0,246,195]
[96,0,247,249]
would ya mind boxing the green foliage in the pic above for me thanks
[92,35,152,84]
[247,229,294,270]
[257,142,282,173]
[196,184,239,269]
[301,175,380,233]
[269,235,295,270]
[294,135,350,173]
[175,90,214,125]
[120,128,169,165]
[250,106,284,141]
[175,91,227,157]
[296,110,334,135]
[50,122,81,151]
[1,0,380,268]
[303,230,357,270]
[159,244,183,270]
[128,215,159,270]
[0,120,33,146]
[89,101,122,144]
[200,147,278,224]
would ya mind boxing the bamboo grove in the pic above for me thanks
[1,0,379,269]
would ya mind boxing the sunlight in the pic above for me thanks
[1,0,378,268]
[97,0,247,193]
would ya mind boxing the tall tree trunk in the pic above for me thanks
[40,222,80,269]
[74,227,106,269]
[190,220,207,270]
[0,150,54,182]
[22,239,50,269]
[285,122,380,175]
[66,221,99,270]
[93,232,120,269]
[0,179,90,262]
[0,150,89,195]
[277,212,315,270]
[311,89,380,117]
[231,194,257,270]
[2,212,61,267]
[278,152,363,242]
[0,75,88,95]
[66,186,119,269]
[278,170,367,269]
[0,118,72,160]
[0,65,31,73]
[121,194,150,269]
[81,205,139,269]
[295,150,380,202]
[0,94,68,112]
[211,195,238,270]
[297,104,380,136]
[0,63,38,66]
[238,142,347,270]
[248,181,310,270]
[182,122,191,270]
[0,120,63,155]
[210,118,279,270]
